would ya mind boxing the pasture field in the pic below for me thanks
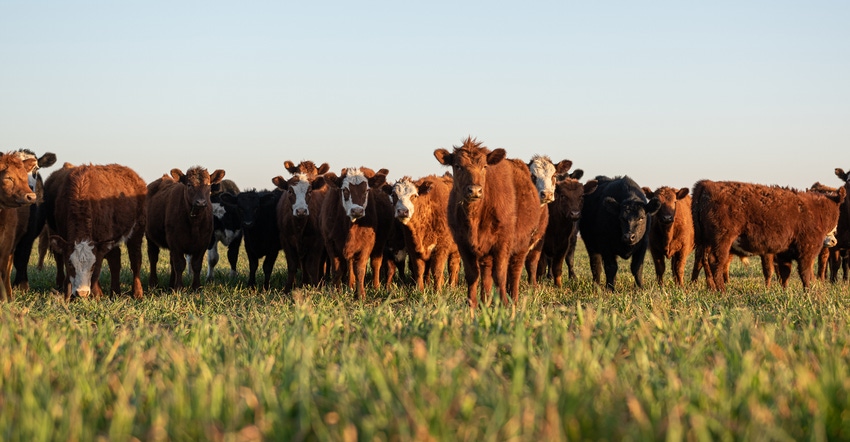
[2,244,850,441]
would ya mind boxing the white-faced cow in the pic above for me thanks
[206,179,242,280]
[146,166,225,291]
[0,152,38,301]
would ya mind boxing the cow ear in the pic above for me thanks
[555,159,573,174]
[312,176,327,191]
[284,161,298,174]
[272,176,288,191]
[836,168,849,182]
[832,186,848,204]
[324,172,342,188]
[382,183,394,195]
[49,235,67,253]
[369,173,387,189]
[487,148,506,166]
[209,169,226,185]
[603,197,620,214]
[569,169,584,180]
[676,188,690,199]
[418,181,435,196]
[317,163,330,175]
[645,197,662,216]
[434,149,453,166]
[219,193,237,205]
[642,187,654,198]
[38,153,57,169]
[170,168,185,182]
[583,180,598,195]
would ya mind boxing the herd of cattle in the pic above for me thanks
[0,137,847,306]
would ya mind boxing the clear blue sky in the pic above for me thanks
[2,1,848,191]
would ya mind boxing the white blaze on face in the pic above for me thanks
[290,173,311,216]
[341,168,368,220]
[392,178,418,224]
[824,225,839,248]
[529,155,556,205]
[69,240,97,296]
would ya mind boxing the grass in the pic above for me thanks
[2,244,850,441]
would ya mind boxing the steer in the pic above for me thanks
[0,152,38,301]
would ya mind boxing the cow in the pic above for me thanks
[831,168,850,282]
[388,174,460,291]
[10,149,57,291]
[539,176,598,287]
[221,189,282,290]
[206,179,242,280]
[642,186,694,286]
[48,164,147,300]
[284,160,330,177]
[317,167,391,299]
[0,152,38,301]
[579,176,661,291]
[692,180,845,291]
[434,137,546,308]
[806,182,843,281]
[273,173,329,292]
[146,166,225,291]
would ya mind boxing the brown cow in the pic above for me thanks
[539,177,598,287]
[642,186,694,286]
[0,152,38,301]
[284,160,330,177]
[692,180,845,291]
[11,149,57,291]
[388,174,460,291]
[48,165,147,300]
[434,137,545,308]
[317,167,391,299]
[146,166,225,290]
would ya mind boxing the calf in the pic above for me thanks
[642,186,694,286]
[41,163,76,290]
[284,160,330,177]
[207,179,242,280]
[388,174,460,291]
[49,164,146,300]
[273,173,329,292]
[146,166,225,290]
[692,180,845,291]
[318,167,390,299]
[0,152,38,301]
[221,189,282,290]
[539,176,598,287]
[11,149,57,291]
[579,176,661,290]
[434,137,546,308]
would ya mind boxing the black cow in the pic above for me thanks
[579,176,660,290]
[221,189,282,290]
[13,149,57,290]
[539,174,597,287]
[207,179,242,280]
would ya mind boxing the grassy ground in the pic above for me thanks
[2,244,850,441]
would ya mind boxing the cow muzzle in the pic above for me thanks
[294,208,308,218]
[349,206,365,221]
[623,233,639,245]
[20,192,37,205]
[190,200,207,217]
[464,185,483,202]
[540,191,554,205]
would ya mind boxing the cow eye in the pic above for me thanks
[342,188,350,199]
[410,194,417,200]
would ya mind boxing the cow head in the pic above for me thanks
[12,149,57,196]
[528,155,573,205]
[49,236,115,298]
[434,137,505,204]
[284,160,330,177]
[642,186,689,226]
[220,190,277,230]
[272,173,319,218]
[554,178,598,221]
[604,196,661,246]
[0,152,38,208]
[389,176,435,224]
[170,166,225,218]
[324,167,387,222]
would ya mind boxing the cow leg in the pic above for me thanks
[651,250,665,286]
[190,252,204,290]
[447,252,460,288]
[828,248,840,283]
[55,249,66,292]
[370,253,384,290]
[588,251,603,285]
[760,255,775,288]
[410,256,426,291]
[0,254,11,301]
[283,250,299,293]
[147,240,160,288]
[480,256,495,306]
[262,251,278,290]
[430,252,449,291]
[12,236,33,291]
[460,252,481,309]
[706,244,730,292]
[817,247,829,280]
[842,250,849,282]
[226,236,241,278]
[671,252,686,287]
[105,247,121,296]
[91,259,105,300]
[37,226,50,271]
[169,251,187,290]
[247,255,259,290]
[507,252,525,304]
[775,258,793,288]
[602,255,619,291]
[566,235,579,280]
[630,249,647,289]
[128,234,144,299]
[524,248,542,286]
[690,244,705,283]
[798,253,817,289]
[354,253,369,300]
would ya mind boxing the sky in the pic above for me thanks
[1,1,848,192]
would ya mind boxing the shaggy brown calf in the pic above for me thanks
[49,164,147,300]
[318,167,391,299]
[692,180,845,291]
[540,176,597,287]
[434,137,545,308]
[146,166,225,290]
[642,186,694,286]
[388,174,460,291]
[0,152,38,301]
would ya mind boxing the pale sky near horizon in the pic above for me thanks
[1,1,848,192]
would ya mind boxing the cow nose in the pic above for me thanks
[295,208,308,217]
[396,208,409,218]
[22,193,37,204]
[623,233,638,244]
[662,215,674,223]
[569,210,581,219]
[350,207,365,219]
[76,289,90,298]
[193,199,207,208]
[465,185,483,200]
[541,191,554,204]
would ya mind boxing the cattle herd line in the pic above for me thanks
[0,138,847,307]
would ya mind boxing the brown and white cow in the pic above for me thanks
[692,180,845,291]
[434,137,546,308]
[48,165,147,300]
[146,166,225,290]
[388,174,460,291]
[539,176,597,287]
[0,152,38,301]
[11,149,57,291]
[284,160,330,177]
[642,186,694,286]
[318,167,391,299]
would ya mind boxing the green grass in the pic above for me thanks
[3,245,850,441]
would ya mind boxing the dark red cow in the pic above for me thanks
[539,177,598,287]
[0,152,38,301]
[642,186,694,286]
[146,166,225,290]
[49,165,147,300]
[434,137,546,308]
[692,180,845,291]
